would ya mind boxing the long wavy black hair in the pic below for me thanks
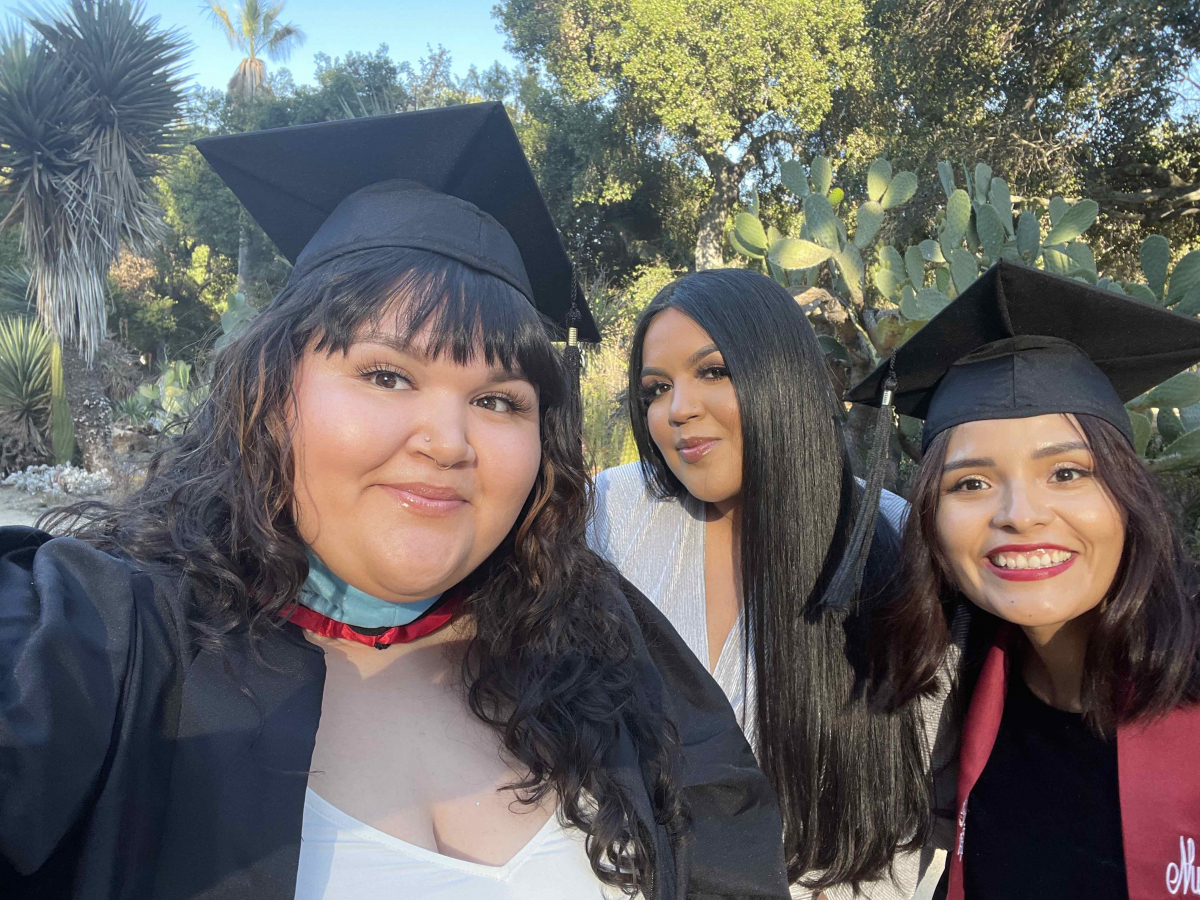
[867,414,1200,735]
[53,247,684,892]
[625,268,931,889]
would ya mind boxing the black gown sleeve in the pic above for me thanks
[0,527,147,876]
[619,576,791,899]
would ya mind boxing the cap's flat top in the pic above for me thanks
[849,260,1200,421]
[194,102,598,341]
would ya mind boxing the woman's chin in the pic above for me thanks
[974,590,1085,630]
[348,542,472,599]
[671,471,740,506]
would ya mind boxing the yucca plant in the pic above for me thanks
[0,266,33,318]
[113,391,154,427]
[0,0,188,470]
[0,316,52,457]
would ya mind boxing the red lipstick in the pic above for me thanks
[984,543,1077,582]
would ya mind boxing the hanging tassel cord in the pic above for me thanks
[819,366,898,610]
[564,300,583,392]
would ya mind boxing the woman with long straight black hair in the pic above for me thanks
[589,268,956,899]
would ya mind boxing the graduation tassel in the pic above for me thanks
[563,265,583,395]
[564,302,582,388]
[819,358,898,610]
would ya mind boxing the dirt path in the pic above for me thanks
[0,485,95,528]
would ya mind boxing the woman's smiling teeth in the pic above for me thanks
[989,549,1074,569]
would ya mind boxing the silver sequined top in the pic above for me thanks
[588,463,964,900]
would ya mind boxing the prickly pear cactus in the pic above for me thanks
[728,156,1200,471]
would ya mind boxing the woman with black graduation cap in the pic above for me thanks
[0,104,789,900]
[857,260,1200,900]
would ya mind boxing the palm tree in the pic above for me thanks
[203,1,304,293]
[0,0,187,470]
[204,0,305,101]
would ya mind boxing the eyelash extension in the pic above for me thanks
[698,364,730,380]
[639,382,668,405]
[1052,464,1093,480]
[354,358,411,381]
[479,391,533,415]
[354,359,531,413]
[946,476,987,493]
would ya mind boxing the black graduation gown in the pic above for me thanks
[0,527,788,899]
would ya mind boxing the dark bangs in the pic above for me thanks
[277,247,565,409]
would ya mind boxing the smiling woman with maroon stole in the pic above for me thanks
[0,105,788,900]
[858,260,1200,900]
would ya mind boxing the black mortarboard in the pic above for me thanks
[848,260,1200,449]
[193,102,599,341]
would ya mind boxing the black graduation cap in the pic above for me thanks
[848,260,1200,449]
[193,102,599,342]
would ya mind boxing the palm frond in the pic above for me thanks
[339,83,401,119]
[259,1,285,34]
[201,0,241,51]
[263,22,303,61]
[239,0,259,49]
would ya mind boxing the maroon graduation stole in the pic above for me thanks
[948,625,1200,900]
[284,584,466,649]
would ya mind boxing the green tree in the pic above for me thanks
[841,0,1200,234]
[203,1,305,294]
[0,0,188,469]
[499,0,872,268]
[203,0,305,100]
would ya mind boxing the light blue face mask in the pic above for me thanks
[300,551,441,628]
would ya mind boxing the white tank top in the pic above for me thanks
[295,788,631,899]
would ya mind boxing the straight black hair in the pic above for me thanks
[625,268,931,889]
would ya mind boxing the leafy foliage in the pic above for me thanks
[0,0,188,360]
[499,0,873,267]
[213,291,259,353]
[852,0,1200,218]
[113,391,154,427]
[732,155,1200,471]
[137,360,210,432]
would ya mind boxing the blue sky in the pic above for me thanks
[0,1,518,91]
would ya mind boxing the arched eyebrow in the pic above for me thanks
[943,456,995,473]
[1031,440,1090,460]
[641,343,721,379]
[354,332,525,381]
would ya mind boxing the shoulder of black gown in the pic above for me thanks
[615,574,791,899]
[0,525,187,877]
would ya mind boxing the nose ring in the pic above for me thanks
[424,435,431,442]
[436,461,451,470]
